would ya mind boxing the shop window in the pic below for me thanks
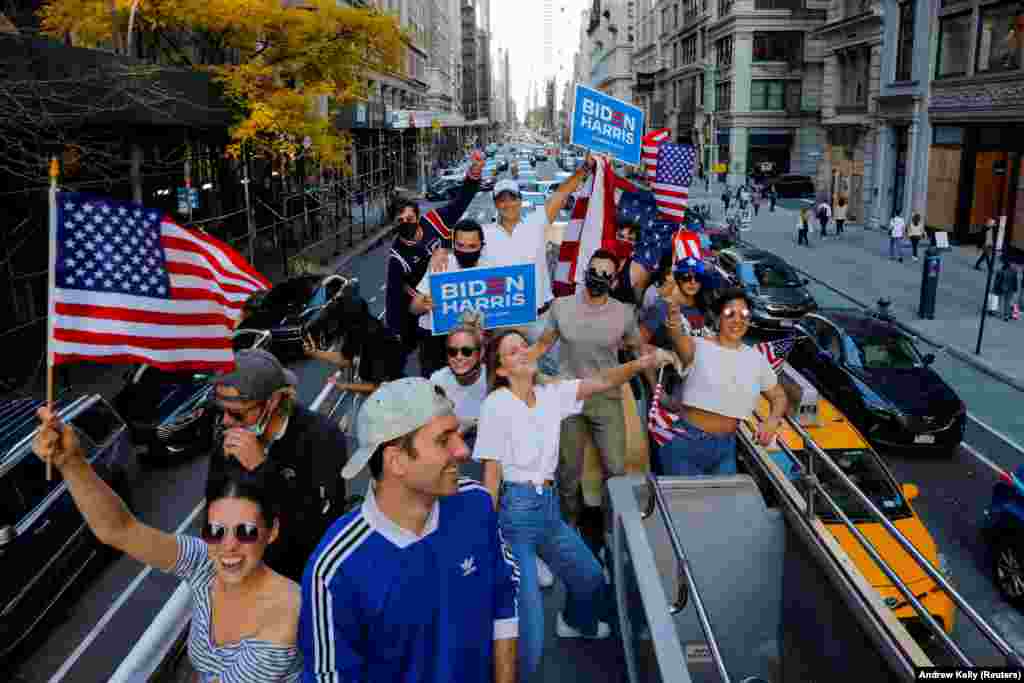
[753,32,803,62]
[926,145,963,232]
[936,13,972,78]
[977,2,1024,73]
[894,0,915,81]
[751,80,786,110]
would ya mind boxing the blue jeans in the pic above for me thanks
[655,418,737,475]
[499,482,607,682]
[889,237,904,260]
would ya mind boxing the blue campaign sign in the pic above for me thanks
[429,264,536,335]
[570,84,645,166]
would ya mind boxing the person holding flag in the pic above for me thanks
[655,287,790,475]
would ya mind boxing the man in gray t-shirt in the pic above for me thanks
[533,249,646,532]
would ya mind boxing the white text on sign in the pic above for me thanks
[579,99,637,146]
[440,275,528,315]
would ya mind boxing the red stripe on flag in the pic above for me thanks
[166,219,271,289]
[54,329,234,350]
[424,209,452,240]
[161,234,268,292]
[165,262,268,296]
[169,287,246,310]
[53,352,233,373]
[54,302,234,327]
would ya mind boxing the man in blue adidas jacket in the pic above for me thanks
[385,155,483,376]
[300,378,518,683]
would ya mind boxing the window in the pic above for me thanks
[682,35,698,64]
[754,0,802,8]
[679,77,696,112]
[662,7,669,32]
[838,47,870,107]
[753,32,803,62]
[977,2,1024,73]
[936,13,972,78]
[673,40,680,68]
[716,81,732,110]
[698,72,704,105]
[719,0,734,15]
[673,80,679,107]
[751,80,786,109]
[894,0,915,80]
[674,2,680,27]
[716,35,734,69]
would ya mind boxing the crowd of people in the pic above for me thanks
[30,149,793,683]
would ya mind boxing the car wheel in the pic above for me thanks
[994,535,1024,606]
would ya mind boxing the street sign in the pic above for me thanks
[428,264,537,335]
[569,83,645,166]
[176,187,199,213]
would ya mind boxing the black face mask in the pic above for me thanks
[584,269,614,296]
[454,248,482,268]
[397,220,418,240]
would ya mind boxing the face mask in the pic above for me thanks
[585,269,613,296]
[454,248,482,268]
[241,403,271,438]
[397,220,418,240]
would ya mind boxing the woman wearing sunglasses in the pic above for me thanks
[31,407,302,682]
[429,319,488,438]
[658,287,789,475]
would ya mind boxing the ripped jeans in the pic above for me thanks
[655,417,737,476]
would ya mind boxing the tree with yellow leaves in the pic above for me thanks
[37,0,405,167]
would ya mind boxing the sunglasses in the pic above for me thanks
[722,308,752,321]
[675,274,698,283]
[447,346,478,358]
[216,402,262,424]
[201,522,263,544]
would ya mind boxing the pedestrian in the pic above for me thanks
[768,184,778,212]
[657,287,789,475]
[797,207,811,246]
[994,258,1020,321]
[721,188,732,215]
[531,249,650,544]
[32,411,303,682]
[301,378,519,683]
[834,197,848,237]
[975,218,997,270]
[752,188,761,216]
[907,212,925,261]
[476,329,664,681]
[705,173,710,192]
[889,212,906,263]
[209,349,348,583]
[817,199,832,239]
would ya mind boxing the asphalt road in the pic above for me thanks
[11,151,1024,681]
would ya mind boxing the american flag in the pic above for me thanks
[755,335,799,373]
[654,143,696,221]
[648,378,685,447]
[642,128,671,184]
[49,192,270,373]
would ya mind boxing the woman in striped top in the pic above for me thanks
[32,407,302,683]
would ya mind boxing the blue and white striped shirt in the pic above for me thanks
[173,536,303,683]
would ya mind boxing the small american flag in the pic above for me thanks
[647,379,685,447]
[642,128,671,184]
[654,143,695,222]
[50,192,270,373]
[755,335,799,373]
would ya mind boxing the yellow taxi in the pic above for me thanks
[744,395,956,636]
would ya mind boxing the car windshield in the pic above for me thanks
[753,261,803,287]
[788,448,912,522]
[848,333,922,369]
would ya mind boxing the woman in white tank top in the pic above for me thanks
[658,287,790,475]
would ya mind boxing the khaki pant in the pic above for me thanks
[559,383,650,524]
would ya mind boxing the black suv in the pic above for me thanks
[0,395,133,658]
[713,247,817,329]
[241,274,351,358]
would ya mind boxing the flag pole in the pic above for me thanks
[46,156,59,481]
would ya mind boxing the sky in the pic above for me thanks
[490,0,587,121]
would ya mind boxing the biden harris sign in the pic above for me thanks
[428,264,537,335]
[570,84,645,166]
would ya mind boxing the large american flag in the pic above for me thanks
[642,128,671,184]
[654,143,696,221]
[755,335,799,374]
[49,192,270,372]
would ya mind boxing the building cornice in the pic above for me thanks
[813,10,882,38]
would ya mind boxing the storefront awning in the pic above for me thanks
[750,128,793,147]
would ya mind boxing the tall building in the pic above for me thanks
[460,0,492,122]
[584,0,633,103]
[543,0,555,75]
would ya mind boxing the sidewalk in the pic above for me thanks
[688,183,1024,388]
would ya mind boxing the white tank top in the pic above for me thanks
[681,338,779,419]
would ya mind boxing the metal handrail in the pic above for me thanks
[645,474,732,683]
[774,413,1024,667]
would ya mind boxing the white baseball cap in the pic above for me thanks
[493,179,521,199]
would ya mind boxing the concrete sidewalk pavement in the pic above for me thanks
[687,183,1024,388]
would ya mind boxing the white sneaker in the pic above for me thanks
[537,557,554,589]
[556,611,611,639]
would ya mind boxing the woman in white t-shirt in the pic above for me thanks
[474,329,661,681]
[660,287,789,476]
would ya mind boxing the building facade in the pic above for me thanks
[816,0,883,223]
[588,0,635,102]
[927,0,1024,252]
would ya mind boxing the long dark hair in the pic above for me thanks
[204,459,280,528]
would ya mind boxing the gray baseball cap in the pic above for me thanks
[215,349,298,402]
[493,179,521,199]
[343,378,455,480]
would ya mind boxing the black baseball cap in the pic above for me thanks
[215,349,297,402]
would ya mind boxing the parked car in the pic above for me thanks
[713,247,817,329]
[984,465,1024,607]
[112,329,272,464]
[0,394,133,658]
[240,273,351,358]
[766,174,815,198]
[788,309,967,457]
[741,382,955,637]
[426,179,463,201]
